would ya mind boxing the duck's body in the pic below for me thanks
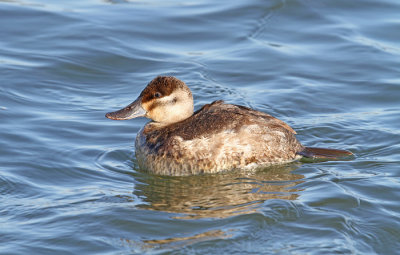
[106,76,352,176]
[135,100,304,175]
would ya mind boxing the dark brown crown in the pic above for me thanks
[140,76,187,103]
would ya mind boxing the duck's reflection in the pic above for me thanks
[132,163,304,219]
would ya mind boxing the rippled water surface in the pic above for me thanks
[1,0,400,254]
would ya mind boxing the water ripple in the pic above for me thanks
[1,0,400,254]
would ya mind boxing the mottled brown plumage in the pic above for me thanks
[134,100,304,175]
[142,100,296,142]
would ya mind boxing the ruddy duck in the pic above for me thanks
[106,76,353,176]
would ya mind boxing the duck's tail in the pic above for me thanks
[298,147,354,163]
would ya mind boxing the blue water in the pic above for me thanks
[1,0,400,254]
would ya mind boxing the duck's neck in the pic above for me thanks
[152,108,193,126]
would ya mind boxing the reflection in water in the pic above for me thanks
[132,163,304,219]
[121,229,233,252]
[125,163,303,252]
[143,229,231,245]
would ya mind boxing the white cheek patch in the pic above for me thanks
[162,95,189,116]
[150,90,193,123]
[159,94,178,105]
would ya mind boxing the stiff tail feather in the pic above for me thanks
[298,147,354,163]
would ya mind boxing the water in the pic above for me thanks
[1,0,399,254]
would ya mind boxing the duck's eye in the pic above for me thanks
[154,92,162,98]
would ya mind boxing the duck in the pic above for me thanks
[106,76,353,176]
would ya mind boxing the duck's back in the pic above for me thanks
[135,100,304,176]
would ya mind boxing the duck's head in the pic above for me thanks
[106,76,194,124]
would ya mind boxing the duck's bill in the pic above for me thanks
[105,98,147,120]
